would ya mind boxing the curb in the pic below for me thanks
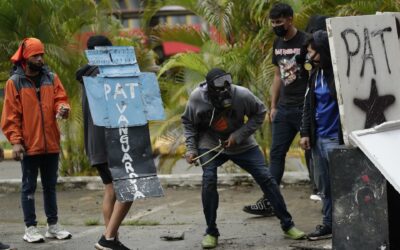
[2,149,13,160]
[0,173,310,193]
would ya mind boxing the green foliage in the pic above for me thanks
[141,0,400,173]
[151,25,209,48]
[122,219,160,226]
[84,218,101,226]
[0,140,11,150]
[2,0,399,175]
[143,0,280,164]
[300,0,399,17]
[0,0,119,176]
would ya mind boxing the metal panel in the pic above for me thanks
[349,120,400,194]
[85,46,137,65]
[330,148,389,250]
[106,124,164,202]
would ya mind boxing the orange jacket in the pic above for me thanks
[1,66,70,155]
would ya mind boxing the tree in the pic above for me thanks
[141,0,310,164]
[141,0,400,171]
[0,0,120,175]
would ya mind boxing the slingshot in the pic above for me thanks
[191,140,225,168]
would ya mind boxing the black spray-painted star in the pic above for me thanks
[353,78,395,129]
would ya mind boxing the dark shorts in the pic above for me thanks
[94,163,113,185]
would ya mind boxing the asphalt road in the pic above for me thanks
[0,184,328,250]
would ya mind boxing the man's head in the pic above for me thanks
[269,3,294,38]
[304,30,331,70]
[11,38,45,73]
[206,68,233,109]
[87,35,112,50]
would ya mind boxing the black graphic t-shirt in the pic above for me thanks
[272,30,308,107]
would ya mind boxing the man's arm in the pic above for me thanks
[1,79,25,160]
[300,84,311,150]
[230,89,267,145]
[270,66,281,121]
[1,79,23,145]
[53,74,70,119]
[181,96,199,162]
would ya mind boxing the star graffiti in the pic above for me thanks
[353,78,395,129]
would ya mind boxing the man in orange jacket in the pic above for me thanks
[1,37,72,243]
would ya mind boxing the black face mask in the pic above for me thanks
[273,25,288,37]
[208,86,232,110]
[27,61,43,72]
[207,74,233,110]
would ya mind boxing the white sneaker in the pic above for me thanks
[23,226,45,243]
[310,194,322,201]
[45,223,72,240]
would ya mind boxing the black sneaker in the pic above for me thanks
[95,235,131,250]
[0,242,10,250]
[243,197,275,216]
[307,224,332,241]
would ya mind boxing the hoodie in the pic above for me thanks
[300,30,344,145]
[181,83,267,155]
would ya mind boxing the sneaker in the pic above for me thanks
[201,234,218,249]
[307,224,332,241]
[309,194,322,201]
[45,223,72,240]
[0,242,10,250]
[284,226,306,240]
[243,197,275,216]
[23,226,45,243]
[95,235,131,250]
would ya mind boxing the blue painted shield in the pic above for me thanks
[83,73,165,128]
[83,45,165,201]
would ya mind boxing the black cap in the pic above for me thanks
[206,68,226,82]
[87,35,112,50]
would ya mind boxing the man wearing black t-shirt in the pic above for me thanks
[243,3,308,216]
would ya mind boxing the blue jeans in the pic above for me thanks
[199,146,294,236]
[21,153,59,227]
[311,137,339,228]
[270,105,303,185]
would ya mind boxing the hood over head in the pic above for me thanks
[312,30,332,70]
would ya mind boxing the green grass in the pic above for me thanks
[122,220,160,226]
[0,141,12,150]
[37,220,47,226]
[84,219,101,226]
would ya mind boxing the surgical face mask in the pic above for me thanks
[27,61,43,72]
[273,25,288,37]
[207,74,233,109]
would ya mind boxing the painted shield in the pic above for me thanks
[106,124,163,201]
[84,46,165,201]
